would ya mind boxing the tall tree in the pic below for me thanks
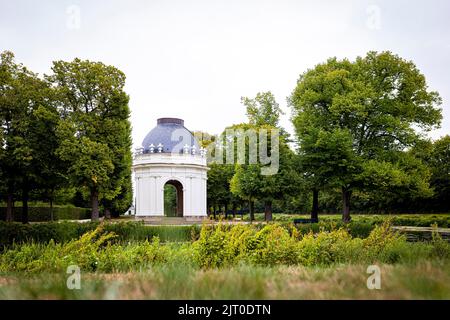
[229,123,298,221]
[290,51,442,222]
[0,51,52,223]
[29,103,67,220]
[229,92,296,221]
[49,58,131,221]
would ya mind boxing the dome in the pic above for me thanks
[141,118,200,154]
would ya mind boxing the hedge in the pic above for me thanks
[0,221,200,249]
[0,206,91,222]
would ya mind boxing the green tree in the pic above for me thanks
[0,51,54,223]
[229,123,299,221]
[290,51,442,222]
[428,136,450,211]
[228,92,297,221]
[207,163,236,218]
[412,136,450,212]
[29,102,68,220]
[49,58,131,221]
[241,91,284,127]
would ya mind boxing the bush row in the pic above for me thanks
[0,221,200,249]
[0,225,194,273]
[0,207,91,222]
[0,219,378,249]
[192,222,450,268]
[1,217,444,250]
[1,222,448,273]
[275,214,450,228]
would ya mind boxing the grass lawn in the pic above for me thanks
[1,262,449,299]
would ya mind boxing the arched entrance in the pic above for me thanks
[163,180,183,217]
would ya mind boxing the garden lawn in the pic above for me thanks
[0,262,449,299]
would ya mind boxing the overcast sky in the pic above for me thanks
[1,0,449,149]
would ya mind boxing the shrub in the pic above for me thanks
[96,237,171,272]
[297,228,353,266]
[0,225,116,273]
[193,223,232,268]
[246,224,298,266]
[430,224,450,259]
[193,223,300,268]
[1,221,449,273]
[362,220,406,263]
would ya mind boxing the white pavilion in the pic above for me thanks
[132,118,208,222]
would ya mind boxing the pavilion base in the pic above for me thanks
[134,216,209,225]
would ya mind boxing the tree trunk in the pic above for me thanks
[21,186,29,224]
[6,193,14,222]
[232,204,237,219]
[213,205,217,220]
[249,200,255,222]
[105,208,111,220]
[91,189,100,221]
[342,187,352,223]
[224,203,228,219]
[264,200,273,221]
[311,188,319,223]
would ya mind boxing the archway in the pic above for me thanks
[163,180,183,217]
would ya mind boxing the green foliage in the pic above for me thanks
[0,226,117,272]
[430,224,450,259]
[0,206,91,222]
[246,224,298,266]
[49,58,132,220]
[0,221,200,249]
[0,50,60,223]
[164,185,177,217]
[290,51,442,220]
[192,221,450,269]
[411,136,450,212]
[1,221,449,273]
[0,225,197,273]
[241,91,284,127]
[297,228,353,266]
[228,123,300,220]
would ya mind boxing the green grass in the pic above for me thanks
[1,261,449,299]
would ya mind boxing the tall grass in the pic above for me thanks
[1,262,449,299]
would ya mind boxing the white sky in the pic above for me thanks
[1,0,449,149]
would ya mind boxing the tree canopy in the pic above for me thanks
[290,51,442,221]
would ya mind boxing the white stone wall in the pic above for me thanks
[133,154,208,217]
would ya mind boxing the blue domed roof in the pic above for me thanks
[142,118,200,154]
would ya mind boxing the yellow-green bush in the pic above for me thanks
[297,228,353,266]
[245,224,298,266]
